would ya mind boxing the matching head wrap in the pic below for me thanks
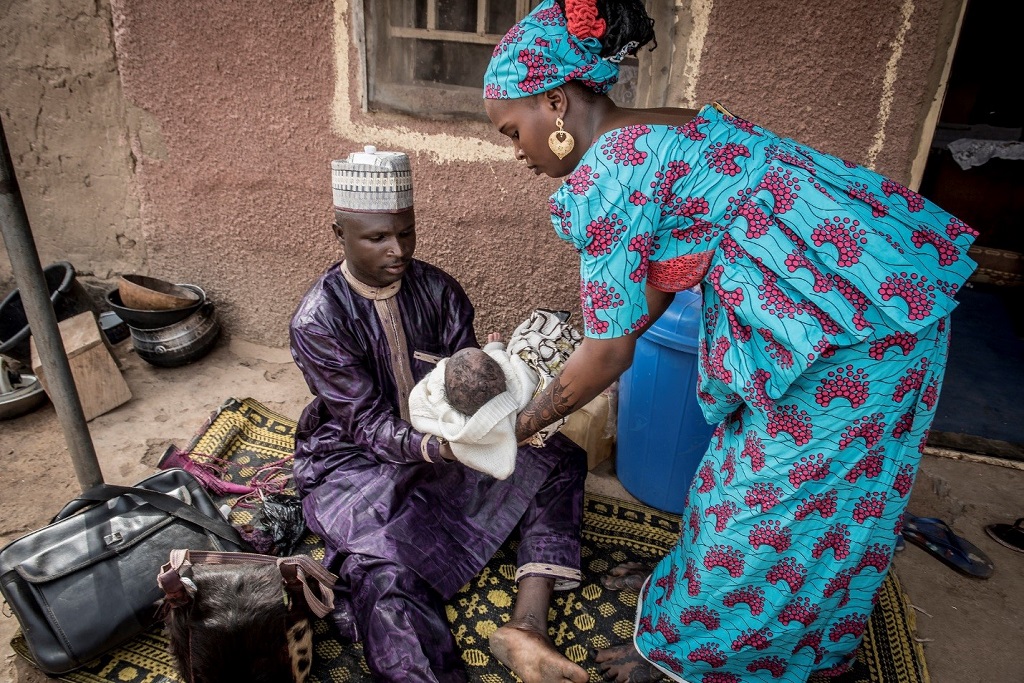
[331,146,413,213]
[483,0,622,100]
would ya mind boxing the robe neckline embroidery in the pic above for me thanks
[340,261,415,421]
[340,261,402,300]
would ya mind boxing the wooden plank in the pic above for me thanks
[372,81,490,120]
[351,0,369,111]
[53,310,103,357]
[31,312,132,422]
[389,26,504,44]
[636,0,676,109]
[426,0,437,30]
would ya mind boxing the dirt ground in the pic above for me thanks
[1,335,1022,683]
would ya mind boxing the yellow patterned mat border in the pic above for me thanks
[11,397,929,683]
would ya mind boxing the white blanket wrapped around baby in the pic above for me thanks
[409,310,583,479]
[408,342,537,480]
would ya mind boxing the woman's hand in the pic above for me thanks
[513,287,675,444]
[487,332,504,344]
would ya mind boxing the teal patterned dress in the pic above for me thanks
[549,104,977,682]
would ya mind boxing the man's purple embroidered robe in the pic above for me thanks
[289,260,586,620]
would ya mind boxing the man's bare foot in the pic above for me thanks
[490,623,589,683]
[601,562,651,592]
[595,644,664,682]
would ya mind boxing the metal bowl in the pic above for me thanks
[0,372,49,420]
[106,284,206,330]
[130,301,221,368]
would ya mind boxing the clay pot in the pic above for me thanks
[130,301,221,368]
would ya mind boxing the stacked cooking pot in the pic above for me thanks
[0,355,47,420]
[106,275,220,368]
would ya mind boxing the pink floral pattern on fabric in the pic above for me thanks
[546,103,978,680]
[583,215,626,256]
[601,125,651,166]
[516,48,558,94]
[580,279,623,335]
[492,24,523,57]
[566,164,599,195]
[625,233,657,282]
[483,0,620,100]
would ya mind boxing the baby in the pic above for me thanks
[445,345,508,416]
[409,310,582,479]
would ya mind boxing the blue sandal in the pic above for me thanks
[902,514,994,579]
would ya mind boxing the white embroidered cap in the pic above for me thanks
[331,146,413,213]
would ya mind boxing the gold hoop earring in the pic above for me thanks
[548,117,575,160]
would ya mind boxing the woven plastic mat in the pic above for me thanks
[12,397,929,682]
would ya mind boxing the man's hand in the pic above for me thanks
[439,440,457,462]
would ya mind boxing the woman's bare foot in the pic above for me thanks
[595,643,664,682]
[601,562,651,592]
[490,623,589,683]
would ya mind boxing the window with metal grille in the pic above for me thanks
[362,0,641,121]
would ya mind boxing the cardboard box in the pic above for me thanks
[562,388,615,470]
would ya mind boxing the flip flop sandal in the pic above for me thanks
[902,514,995,579]
[985,518,1024,554]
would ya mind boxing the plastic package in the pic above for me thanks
[244,493,306,557]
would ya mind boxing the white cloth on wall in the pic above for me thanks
[948,138,1024,170]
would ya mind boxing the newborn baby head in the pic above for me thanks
[444,347,507,416]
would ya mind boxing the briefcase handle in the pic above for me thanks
[52,482,244,548]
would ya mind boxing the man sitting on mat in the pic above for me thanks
[289,147,589,683]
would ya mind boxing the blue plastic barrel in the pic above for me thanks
[616,288,716,514]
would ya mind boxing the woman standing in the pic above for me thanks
[483,1,977,681]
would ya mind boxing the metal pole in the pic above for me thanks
[0,115,103,491]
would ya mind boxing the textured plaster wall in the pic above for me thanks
[678,0,964,182]
[104,0,341,347]
[1,0,965,348]
[103,0,579,347]
[0,0,143,293]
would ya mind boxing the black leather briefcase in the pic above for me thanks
[0,468,247,674]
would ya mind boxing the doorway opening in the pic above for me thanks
[920,1,1024,458]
